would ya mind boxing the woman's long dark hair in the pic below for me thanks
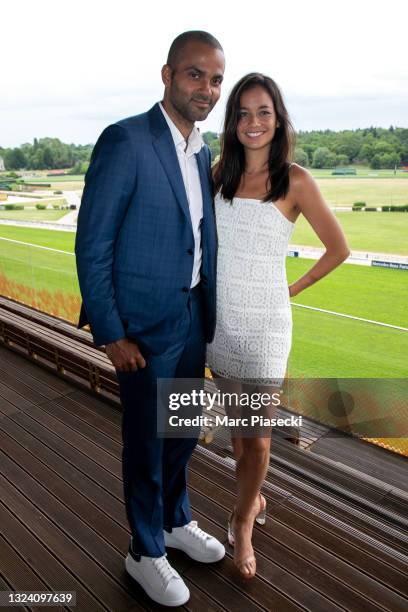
[214,73,295,202]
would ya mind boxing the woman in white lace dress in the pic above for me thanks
[206,73,349,579]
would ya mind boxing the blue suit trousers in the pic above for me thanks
[116,284,206,558]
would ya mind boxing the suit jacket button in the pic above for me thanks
[182,286,189,292]
[187,248,193,255]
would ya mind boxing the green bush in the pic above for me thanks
[352,201,366,211]
[52,204,61,209]
[54,190,63,195]
[4,203,24,210]
[365,207,377,211]
[383,205,408,212]
[35,203,47,210]
[393,204,408,212]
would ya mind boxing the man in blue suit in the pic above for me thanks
[75,31,225,606]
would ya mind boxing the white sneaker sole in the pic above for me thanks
[165,539,225,563]
[125,554,190,607]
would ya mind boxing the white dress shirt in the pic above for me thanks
[159,102,204,288]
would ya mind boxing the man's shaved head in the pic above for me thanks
[167,30,223,69]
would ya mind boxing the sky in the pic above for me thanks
[1,0,407,147]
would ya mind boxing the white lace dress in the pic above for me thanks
[206,193,294,384]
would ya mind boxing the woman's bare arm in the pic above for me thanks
[288,166,350,297]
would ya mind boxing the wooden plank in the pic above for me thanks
[189,476,384,612]
[0,505,103,611]
[310,435,408,493]
[15,403,121,476]
[57,388,122,420]
[0,422,128,551]
[0,535,66,612]
[187,509,342,612]
[182,577,227,612]
[214,425,396,509]
[0,573,28,612]
[0,346,74,394]
[0,330,118,396]
[39,396,122,455]
[0,457,144,611]
[0,415,228,611]
[207,435,408,553]
[0,297,94,347]
[277,497,408,585]
[0,370,62,407]
[0,381,35,412]
[192,483,375,612]
[0,362,67,402]
[0,416,125,526]
[0,312,109,367]
[187,468,408,610]
[183,563,267,612]
[10,410,123,496]
[381,489,408,518]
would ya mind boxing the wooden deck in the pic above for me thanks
[0,343,408,612]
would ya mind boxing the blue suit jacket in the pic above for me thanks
[75,103,217,354]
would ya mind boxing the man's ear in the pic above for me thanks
[161,64,172,87]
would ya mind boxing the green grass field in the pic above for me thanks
[291,211,408,255]
[21,174,85,182]
[288,307,407,377]
[0,225,406,378]
[0,209,68,221]
[315,178,408,207]
[286,258,408,377]
[286,258,407,327]
[5,167,407,209]
[310,167,408,179]
[0,225,75,250]
[18,173,85,191]
[0,236,78,294]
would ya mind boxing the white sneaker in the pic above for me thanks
[164,520,225,563]
[125,552,190,606]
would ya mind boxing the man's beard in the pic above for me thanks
[170,90,214,123]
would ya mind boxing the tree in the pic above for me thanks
[42,146,55,169]
[370,154,382,169]
[336,154,349,166]
[358,143,374,163]
[294,148,309,167]
[4,148,26,170]
[312,147,332,168]
[209,140,220,160]
[32,149,45,170]
[325,151,337,168]
[373,140,394,155]
[203,131,218,146]
[379,152,400,168]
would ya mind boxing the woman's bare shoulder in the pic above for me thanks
[289,163,315,192]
